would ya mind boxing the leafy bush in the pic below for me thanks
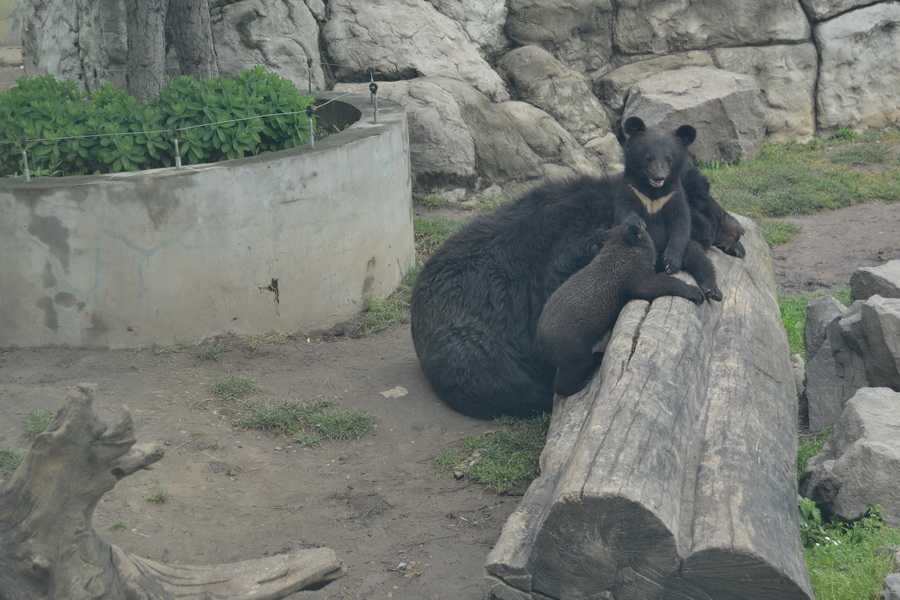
[0,67,317,177]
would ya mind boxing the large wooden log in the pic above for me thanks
[486,217,813,600]
[0,384,344,600]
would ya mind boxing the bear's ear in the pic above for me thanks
[623,116,646,139]
[675,125,697,147]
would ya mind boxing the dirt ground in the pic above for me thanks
[1,201,898,600]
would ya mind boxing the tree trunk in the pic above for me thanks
[125,0,168,100]
[167,0,219,78]
[485,216,814,600]
[0,384,344,600]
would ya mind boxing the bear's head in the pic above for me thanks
[598,213,657,261]
[682,163,747,258]
[622,116,695,196]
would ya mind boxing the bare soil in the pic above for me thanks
[1,201,897,599]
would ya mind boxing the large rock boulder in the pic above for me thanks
[210,0,325,92]
[622,66,767,163]
[801,0,879,22]
[593,51,714,113]
[851,260,900,302]
[711,44,817,140]
[613,0,810,55]
[505,0,615,79]
[427,0,508,56]
[815,3,900,131]
[323,0,508,102]
[806,296,847,359]
[885,567,900,600]
[802,387,900,527]
[498,45,622,170]
[858,296,900,390]
[335,79,476,189]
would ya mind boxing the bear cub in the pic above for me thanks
[617,116,723,302]
[536,215,705,398]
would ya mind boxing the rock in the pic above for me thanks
[335,79,477,189]
[505,0,615,79]
[622,66,767,163]
[614,0,810,55]
[815,4,900,131]
[711,44,817,140]
[801,0,877,22]
[427,0,508,56]
[210,0,325,92]
[851,260,900,302]
[323,0,508,102]
[885,574,900,600]
[792,353,807,402]
[805,296,847,359]
[858,296,900,390]
[443,189,467,203]
[802,387,900,527]
[497,46,622,169]
[594,51,714,112]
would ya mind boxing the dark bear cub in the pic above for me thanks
[617,116,723,302]
[681,165,746,258]
[537,215,705,397]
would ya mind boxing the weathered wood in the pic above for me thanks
[486,217,813,600]
[0,384,344,600]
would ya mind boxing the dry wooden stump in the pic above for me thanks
[0,384,344,600]
[486,217,814,600]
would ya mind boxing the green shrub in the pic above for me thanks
[0,67,316,177]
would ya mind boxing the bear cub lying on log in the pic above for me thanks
[537,215,705,397]
[618,116,723,302]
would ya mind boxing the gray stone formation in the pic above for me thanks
[805,261,900,433]
[13,0,900,194]
[801,387,900,527]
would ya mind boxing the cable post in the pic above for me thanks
[306,106,316,147]
[369,81,379,124]
[22,148,31,182]
[173,134,183,168]
[307,58,313,95]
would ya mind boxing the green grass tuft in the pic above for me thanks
[805,506,900,600]
[780,295,810,356]
[23,409,53,436]
[701,140,900,219]
[416,194,453,210]
[211,376,257,401]
[197,343,226,361]
[436,415,550,494]
[237,399,374,446]
[110,522,128,531]
[760,220,802,246]
[145,490,168,504]
[0,448,24,476]
[828,143,893,166]
[414,216,464,262]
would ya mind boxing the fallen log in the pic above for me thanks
[486,216,813,600]
[0,384,344,600]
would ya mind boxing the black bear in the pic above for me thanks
[616,116,722,302]
[537,215,704,397]
[682,164,746,258]
[410,141,744,420]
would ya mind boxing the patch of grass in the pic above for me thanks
[145,490,168,504]
[237,399,374,446]
[350,265,421,337]
[0,448,23,476]
[23,409,53,437]
[211,376,257,401]
[798,430,831,477]
[701,136,900,219]
[416,194,453,210]
[760,219,801,246]
[828,143,892,166]
[110,522,128,531]
[804,506,900,600]
[414,216,464,262]
[778,286,853,356]
[196,343,226,361]
[436,415,550,494]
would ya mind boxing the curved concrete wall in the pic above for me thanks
[0,94,414,348]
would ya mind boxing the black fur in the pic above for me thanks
[682,164,746,258]
[537,216,704,397]
[617,117,722,302]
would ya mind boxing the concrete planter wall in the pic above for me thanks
[0,94,414,349]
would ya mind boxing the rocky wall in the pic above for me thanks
[14,0,900,194]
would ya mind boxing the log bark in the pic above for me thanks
[486,216,814,600]
[0,384,344,600]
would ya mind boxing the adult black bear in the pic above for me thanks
[616,117,722,302]
[410,140,744,420]
[682,165,746,258]
[537,215,704,397]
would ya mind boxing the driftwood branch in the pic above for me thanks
[486,217,813,600]
[0,384,344,600]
